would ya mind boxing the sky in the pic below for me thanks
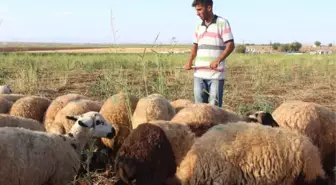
[0,0,335,45]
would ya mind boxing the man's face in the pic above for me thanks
[195,4,211,20]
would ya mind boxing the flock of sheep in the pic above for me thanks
[0,84,335,185]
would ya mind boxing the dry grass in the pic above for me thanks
[0,50,335,184]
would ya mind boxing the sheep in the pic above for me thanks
[0,93,26,102]
[114,120,195,185]
[9,95,51,123]
[171,103,247,137]
[48,99,102,134]
[100,92,139,152]
[0,111,116,185]
[131,93,176,129]
[0,114,46,131]
[170,99,194,113]
[245,110,280,127]
[0,85,11,94]
[270,100,336,182]
[43,93,88,132]
[0,97,13,113]
[174,121,329,185]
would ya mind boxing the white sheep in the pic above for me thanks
[0,114,46,131]
[131,93,176,129]
[270,100,335,182]
[174,121,328,185]
[0,111,116,185]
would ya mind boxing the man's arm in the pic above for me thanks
[215,40,235,62]
[187,43,198,65]
[185,28,199,70]
[210,19,235,69]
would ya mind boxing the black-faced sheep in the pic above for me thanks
[131,94,176,129]
[245,110,279,127]
[174,121,329,185]
[114,120,195,185]
[0,111,116,185]
[270,100,335,182]
[9,95,51,122]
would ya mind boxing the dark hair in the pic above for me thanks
[192,0,213,7]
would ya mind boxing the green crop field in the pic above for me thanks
[1,50,335,184]
[1,52,335,113]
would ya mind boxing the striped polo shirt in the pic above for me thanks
[193,15,234,80]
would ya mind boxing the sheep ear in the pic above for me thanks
[77,120,88,128]
[66,115,78,121]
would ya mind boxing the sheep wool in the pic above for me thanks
[272,100,336,179]
[175,121,328,185]
[0,93,26,102]
[115,122,176,185]
[9,96,51,123]
[149,120,196,166]
[100,92,139,150]
[131,93,176,129]
[0,127,81,185]
[50,99,102,134]
[0,114,46,131]
[44,93,88,132]
[170,99,194,113]
[171,103,245,137]
[0,97,13,113]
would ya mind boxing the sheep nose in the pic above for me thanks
[107,128,115,139]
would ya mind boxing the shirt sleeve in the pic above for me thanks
[221,19,234,43]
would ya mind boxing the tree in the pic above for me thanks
[314,41,321,47]
[272,42,281,50]
[328,43,332,47]
[289,42,302,52]
[235,44,246,53]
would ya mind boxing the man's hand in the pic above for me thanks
[184,61,193,70]
[210,60,220,69]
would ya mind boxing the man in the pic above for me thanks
[185,0,235,107]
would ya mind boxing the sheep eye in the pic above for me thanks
[96,120,102,125]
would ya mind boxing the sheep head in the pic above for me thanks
[66,111,116,140]
[245,110,279,127]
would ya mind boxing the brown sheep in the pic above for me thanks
[9,96,51,123]
[0,97,13,114]
[50,99,102,134]
[170,99,194,113]
[43,93,88,132]
[114,120,195,185]
[100,92,139,152]
[131,94,176,129]
[171,103,246,137]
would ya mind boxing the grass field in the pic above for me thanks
[0,49,335,184]
[1,51,335,113]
